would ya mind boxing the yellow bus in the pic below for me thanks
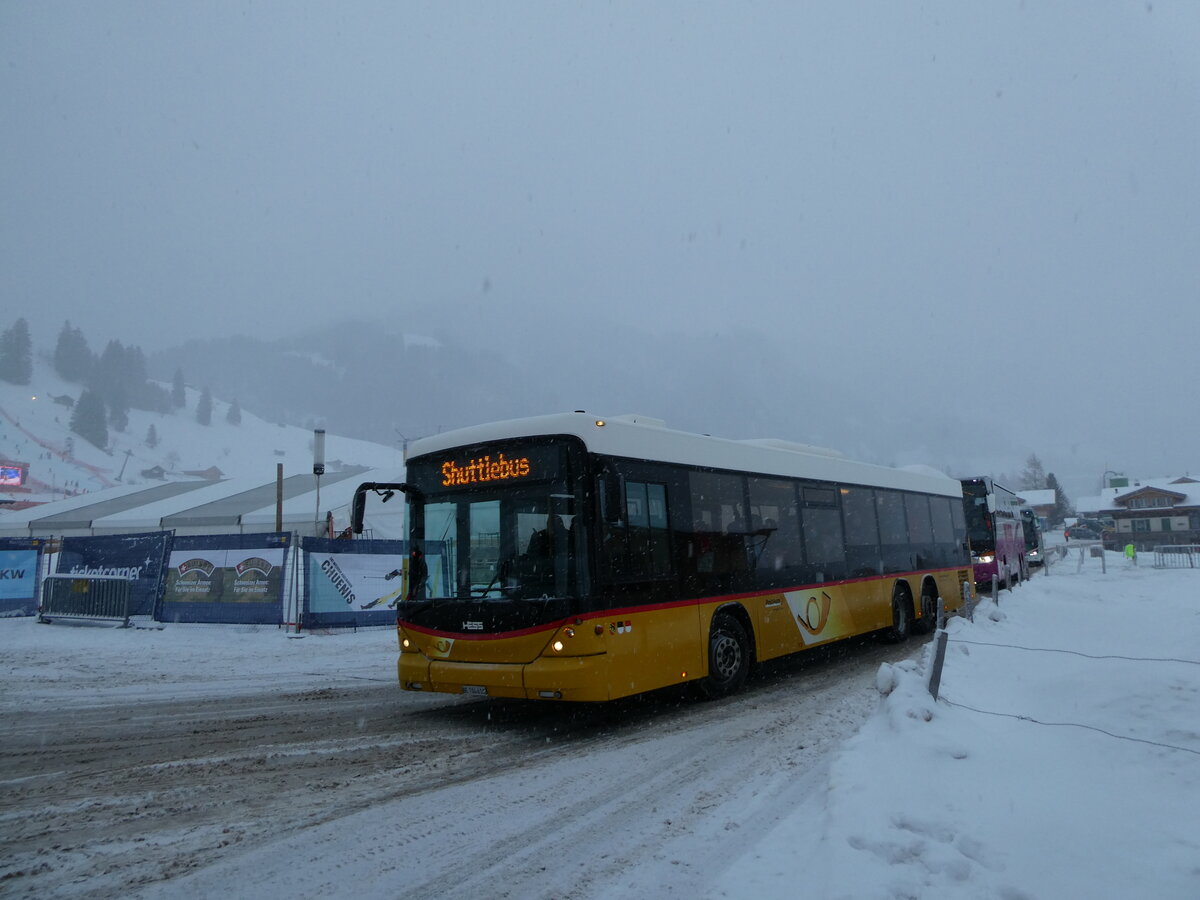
[352,412,972,702]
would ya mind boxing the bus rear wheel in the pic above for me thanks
[696,612,750,699]
[885,586,912,642]
[913,583,938,635]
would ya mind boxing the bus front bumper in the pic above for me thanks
[398,653,610,702]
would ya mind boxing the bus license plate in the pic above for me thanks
[462,685,488,696]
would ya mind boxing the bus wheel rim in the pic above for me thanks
[713,633,741,680]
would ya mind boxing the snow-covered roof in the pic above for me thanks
[407,412,962,498]
[0,482,167,535]
[0,466,405,538]
[1076,476,1200,515]
[1017,489,1056,508]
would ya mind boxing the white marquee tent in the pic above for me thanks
[0,467,406,540]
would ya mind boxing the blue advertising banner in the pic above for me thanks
[56,532,173,617]
[159,533,290,624]
[0,537,45,617]
[302,538,406,629]
[300,538,450,629]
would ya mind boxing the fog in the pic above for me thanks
[3,1,1198,499]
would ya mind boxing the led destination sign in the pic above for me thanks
[441,453,531,487]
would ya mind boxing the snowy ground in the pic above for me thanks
[1,541,1198,899]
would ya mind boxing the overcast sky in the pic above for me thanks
[3,1,1199,493]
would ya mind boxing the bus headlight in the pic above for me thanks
[552,640,564,652]
[975,554,995,564]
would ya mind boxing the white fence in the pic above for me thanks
[1153,545,1200,569]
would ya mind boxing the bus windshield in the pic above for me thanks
[405,442,585,604]
[1022,512,1040,552]
[962,480,995,552]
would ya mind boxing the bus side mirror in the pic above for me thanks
[351,482,417,534]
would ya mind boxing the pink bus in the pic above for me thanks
[960,477,1027,588]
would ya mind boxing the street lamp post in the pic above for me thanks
[313,428,326,536]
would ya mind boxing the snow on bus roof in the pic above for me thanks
[407,412,961,497]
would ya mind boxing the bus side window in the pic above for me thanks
[646,483,670,574]
[625,482,650,577]
[842,485,881,577]
[687,471,750,594]
[604,480,671,581]
[904,493,934,569]
[800,485,845,582]
[930,496,957,566]
[875,490,908,574]
[748,475,804,589]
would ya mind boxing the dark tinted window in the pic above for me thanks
[599,477,672,584]
[801,484,844,572]
[686,470,752,593]
[904,493,934,544]
[689,470,746,536]
[876,491,907,545]
[842,485,880,577]
[930,496,956,544]
[747,476,804,582]
[951,497,966,533]
[842,486,879,546]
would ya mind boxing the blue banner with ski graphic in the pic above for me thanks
[300,538,449,629]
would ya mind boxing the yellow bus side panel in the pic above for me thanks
[933,568,973,616]
[597,602,704,699]
[748,578,891,663]
[397,568,973,702]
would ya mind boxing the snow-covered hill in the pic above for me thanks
[0,355,400,508]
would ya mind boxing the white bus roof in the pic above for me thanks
[407,412,962,498]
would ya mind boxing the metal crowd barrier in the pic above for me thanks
[39,574,133,627]
[1153,545,1200,569]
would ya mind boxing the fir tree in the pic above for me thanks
[0,318,33,385]
[91,339,126,399]
[196,386,213,425]
[123,345,160,411]
[1046,473,1072,526]
[139,381,172,414]
[172,369,186,409]
[226,398,242,426]
[145,423,159,448]
[125,344,149,385]
[1020,454,1048,490]
[53,321,93,383]
[70,389,109,449]
[107,382,130,432]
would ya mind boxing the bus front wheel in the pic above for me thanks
[696,612,750,699]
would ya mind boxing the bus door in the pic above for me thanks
[597,469,701,692]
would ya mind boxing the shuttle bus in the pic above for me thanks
[960,477,1026,588]
[354,413,973,702]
